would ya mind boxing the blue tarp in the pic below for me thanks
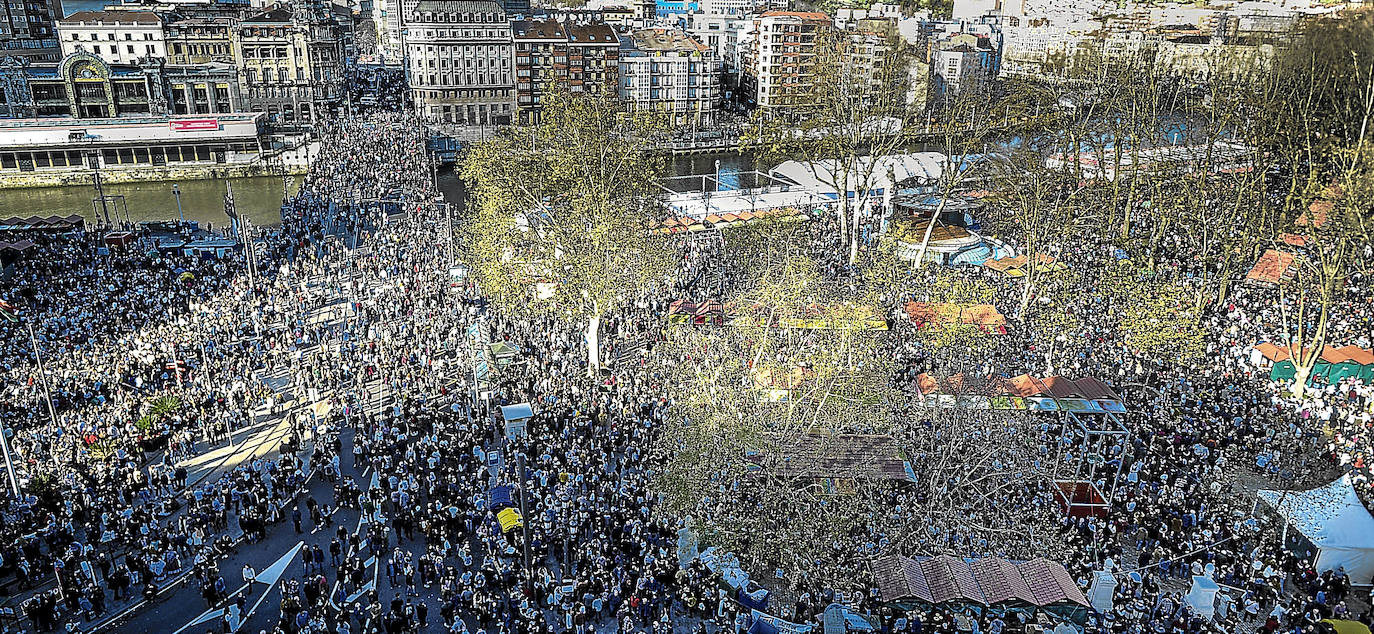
[489,485,513,510]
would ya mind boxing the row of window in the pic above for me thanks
[65,31,157,41]
[172,42,231,56]
[418,88,512,99]
[416,29,505,39]
[0,144,249,171]
[71,43,160,56]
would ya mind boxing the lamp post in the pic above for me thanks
[172,183,184,224]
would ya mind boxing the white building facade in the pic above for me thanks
[619,28,719,126]
[406,0,515,125]
[59,10,165,65]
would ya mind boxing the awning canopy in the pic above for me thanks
[871,554,1088,609]
[1258,474,1374,581]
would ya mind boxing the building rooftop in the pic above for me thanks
[629,28,706,52]
[566,22,617,43]
[758,10,830,21]
[412,0,503,14]
[169,17,236,26]
[59,10,161,24]
[513,19,567,39]
[242,7,293,23]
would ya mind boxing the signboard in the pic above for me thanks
[751,610,815,634]
[169,118,221,132]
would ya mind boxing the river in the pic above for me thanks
[0,151,756,227]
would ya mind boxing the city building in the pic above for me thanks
[676,11,748,99]
[930,33,997,95]
[406,0,515,126]
[58,10,167,65]
[233,2,348,126]
[618,28,718,127]
[165,17,236,65]
[678,11,748,68]
[513,19,619,124]
[0,51,239,118]
[372,0,405,61]
[0,0,59,62]
[655,0,698,19]
[738,10,829,110]
[695,0,761,16]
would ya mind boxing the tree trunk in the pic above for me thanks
[1291,363,1311,398]
[848,200,864,266]
[586,313,601,378]
[829,175,851,256]
[912,196,950,267]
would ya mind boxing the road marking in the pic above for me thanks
[234,541,304,633]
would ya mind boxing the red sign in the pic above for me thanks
[168,118,220,132]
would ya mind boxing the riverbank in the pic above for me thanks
[0,141,316,191]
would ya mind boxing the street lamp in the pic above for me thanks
[172,183,184,224]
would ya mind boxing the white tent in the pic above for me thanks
[768,153,948,201]
[1257,474,1374,581]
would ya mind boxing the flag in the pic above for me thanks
[166,359,188,376]
[0,300,17,323]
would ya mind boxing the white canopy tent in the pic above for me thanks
[1257,474,1374,582]
[767,153,948,201]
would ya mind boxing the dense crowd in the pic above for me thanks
[0,107,1371,634]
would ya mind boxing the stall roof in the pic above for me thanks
[0,214,84,231]
[1338,346,1374,366]
[871,554,1088,608]
[904,302,1007,329]
[918,374,1123,407]
[1246,249,1297,285]
[0,239,36,252]
[499,403,534,422]
[1256,343,1374,365]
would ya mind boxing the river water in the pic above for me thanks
[0,151,755,227]
[0,175,301,229]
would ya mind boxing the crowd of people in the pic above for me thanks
[0,103,1371,634]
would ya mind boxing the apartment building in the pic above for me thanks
[406,0,515,125]
[234,3,347,125]
[0,0,59,62]
[678,11,749,71]
[738,10,828,110]
[929,32,996,94]
[513,19,619,124]
[165,17,236,65]
[619,27,718,126]
[59,10,166,65]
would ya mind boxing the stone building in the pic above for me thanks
[406,0,515,125]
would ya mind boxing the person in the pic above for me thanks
[243,564,256,585]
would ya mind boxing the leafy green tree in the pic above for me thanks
[462,85,673,376]
[744,25,921,266]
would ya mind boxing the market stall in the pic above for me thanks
[1257,475,1374,582]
